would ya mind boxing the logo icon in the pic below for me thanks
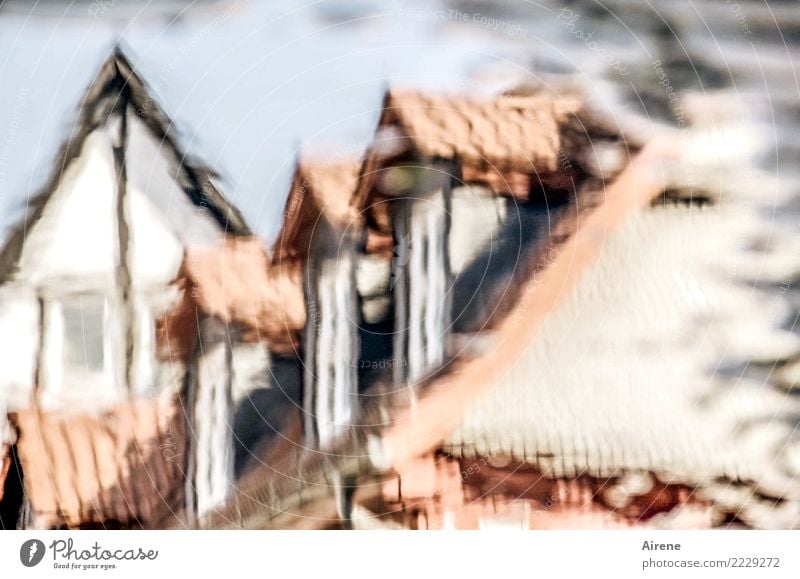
[20,539,46,567]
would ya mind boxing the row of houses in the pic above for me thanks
[210,82,800,528]
[1,45,798,530]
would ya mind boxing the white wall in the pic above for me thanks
[17,129,118,292]
[399,168,451,382]
[448,185,506,276]
[0,112,212,409]
[125,111,223,247]
[0,284,38,409]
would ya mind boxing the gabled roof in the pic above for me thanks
[352,88,633,204]
[158,237,306,359]
[10,398,185,529]
[0,47,250,284]
[271,155,362,263]
[376,88,583,169]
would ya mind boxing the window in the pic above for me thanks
[39,292,160,400]
[62,296,105,373]
[60,296,108,389]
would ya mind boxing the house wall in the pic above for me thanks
[125,111,209,399]
[378,453,713,530]
[0,285,38,408]
[352,182,511,392]
[192,326,233,519]
[448,188,558,336]
[303,223,359,449]
[0,112,216,412]
[385,170,569,385]
[190,324,304,519]
[3,127,123,410]
[0,110,234,526]
[125,110,223,249]
[0,69,269,526]
[448,185,507,277]
[18,128,120,290]
[231,348,302,476]
[391,164,452,384]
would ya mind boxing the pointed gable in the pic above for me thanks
[271,155,361,264]
[0,47,250,286]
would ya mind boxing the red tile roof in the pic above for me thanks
[11,398,185,529]
[272,157,362,263]
[353,88,617,203]
[159,237,306,358]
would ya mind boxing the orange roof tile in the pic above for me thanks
[380,89,582,171]
[272,157,362,263]
[353,88,617,202]
[160,237,306,359]
[11,398,185,529]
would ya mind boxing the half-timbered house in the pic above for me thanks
[0,48,303,529]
